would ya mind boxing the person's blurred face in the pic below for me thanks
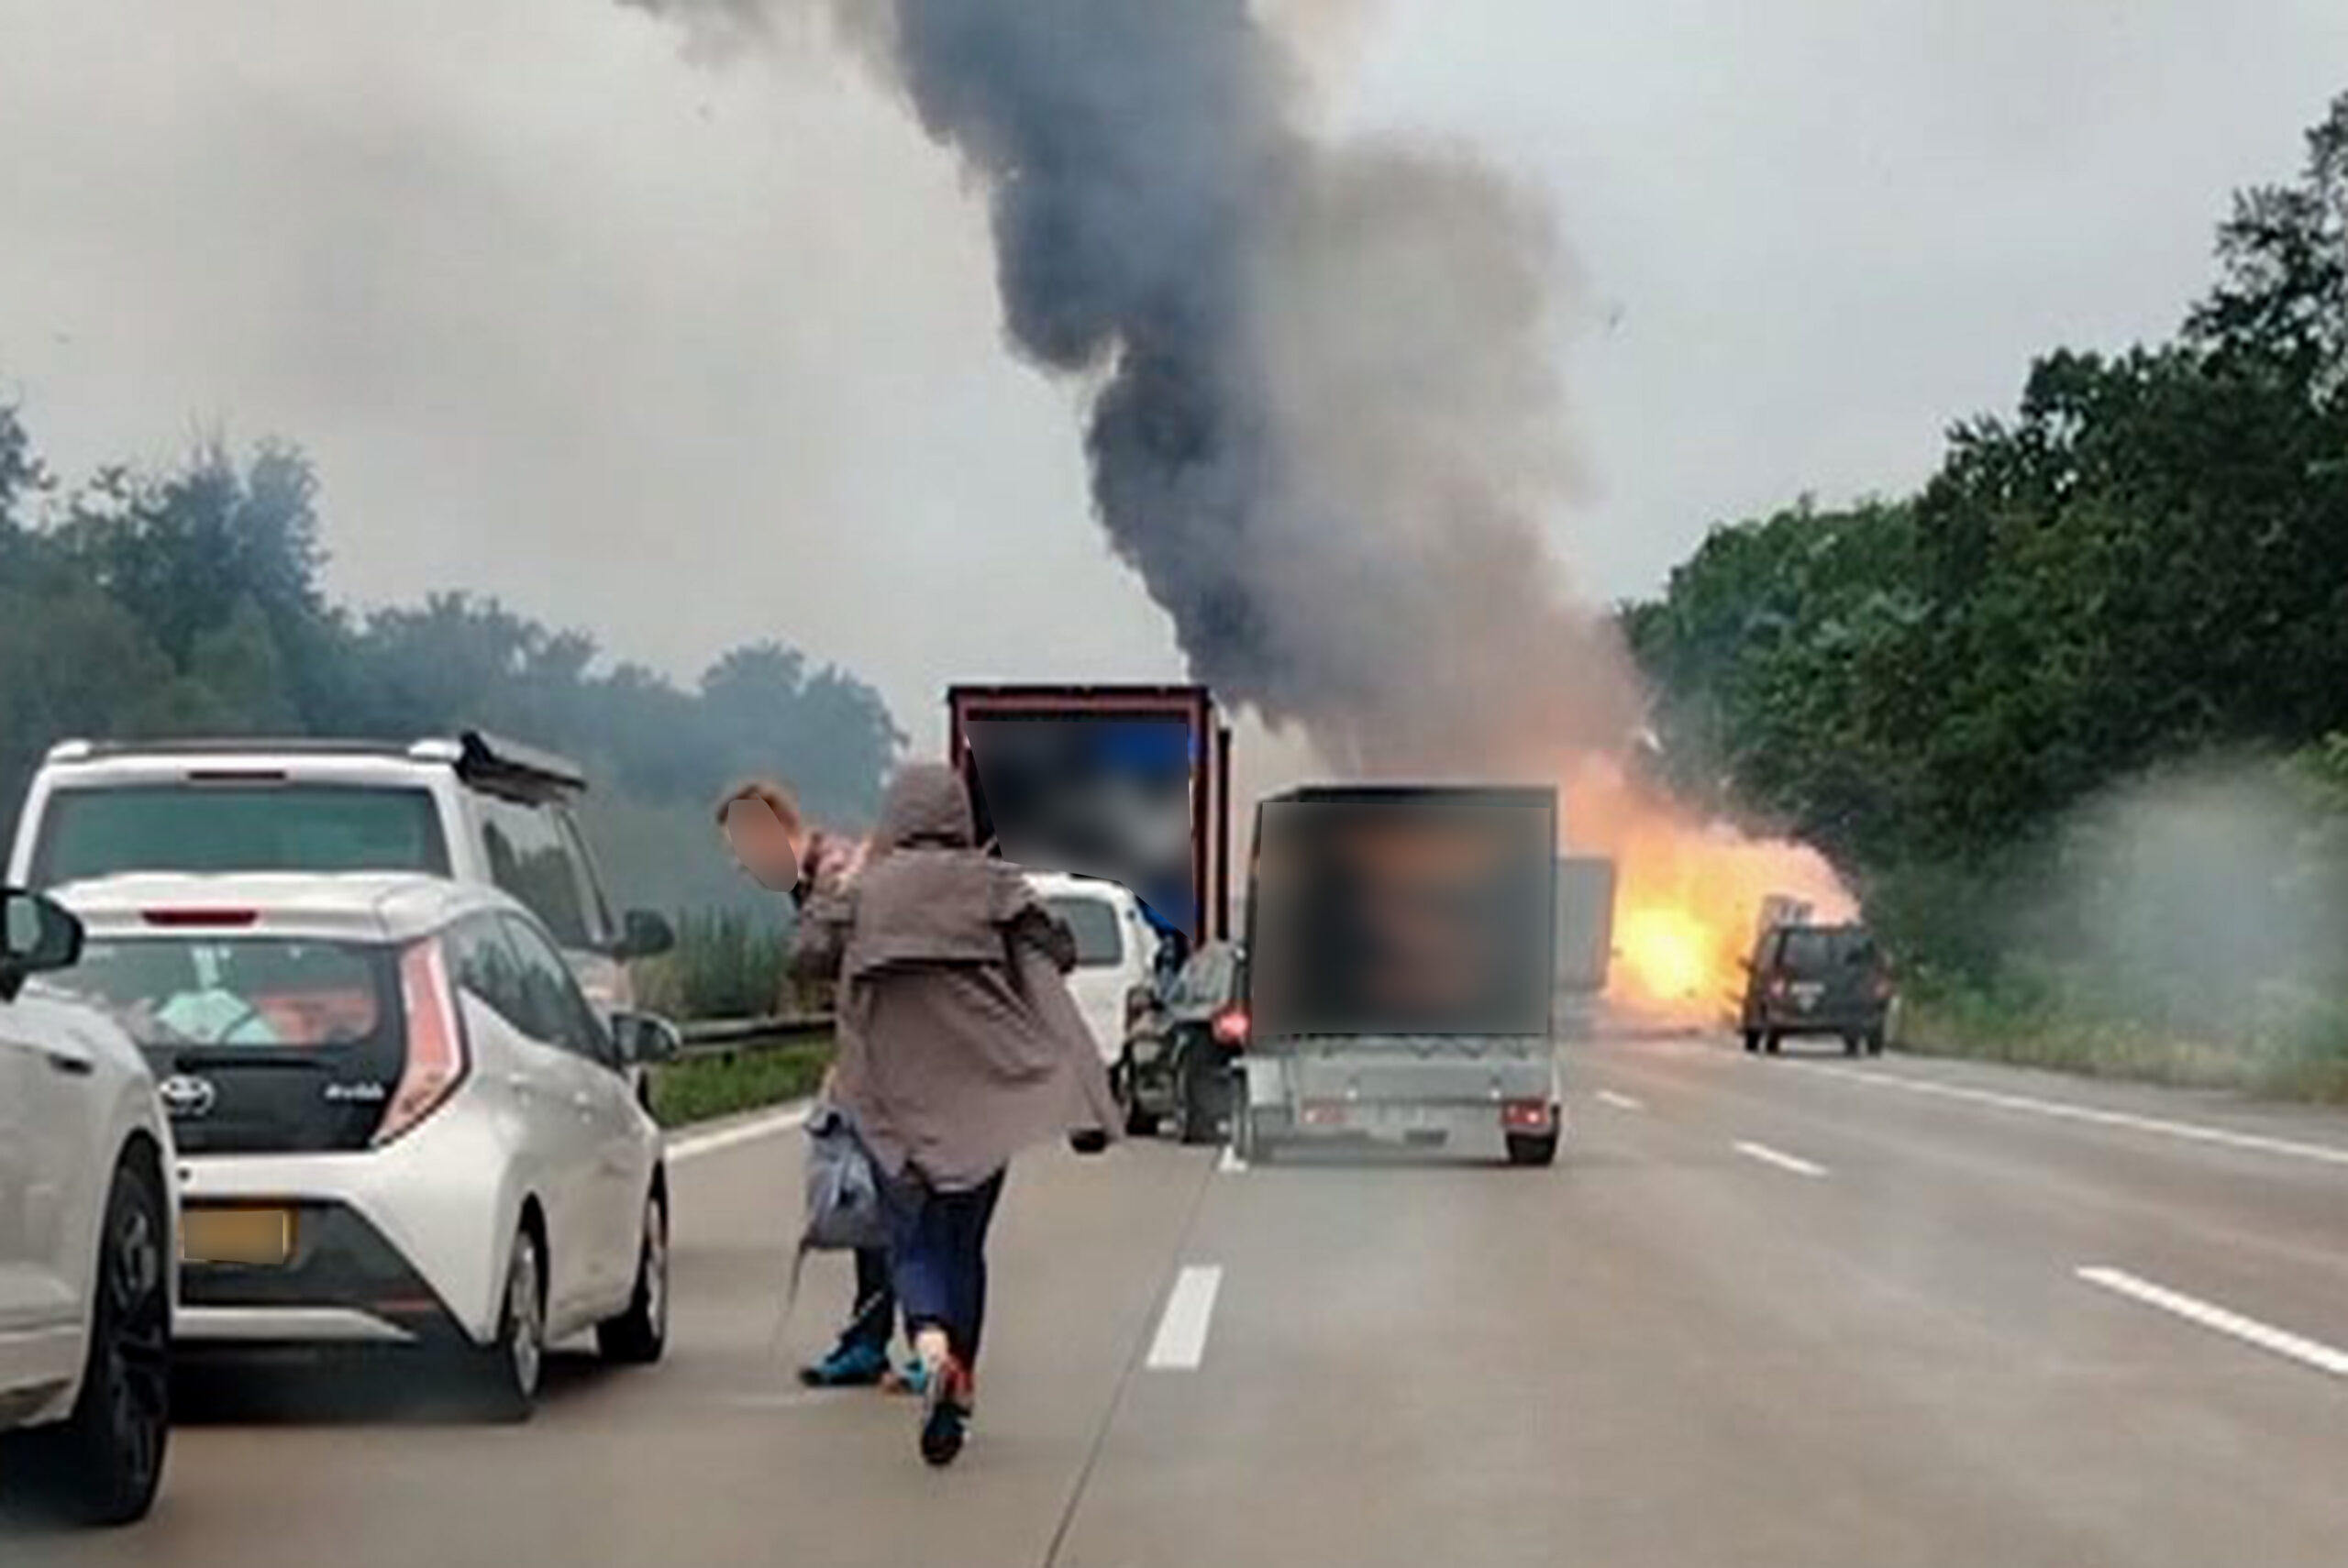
[723,797,801,892]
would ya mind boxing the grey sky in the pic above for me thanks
[2,0,2342,756]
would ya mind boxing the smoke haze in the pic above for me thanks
[625,0,1643,779]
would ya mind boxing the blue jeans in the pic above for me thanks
[831,1247,897,1359]
[885,1168,1007,1367]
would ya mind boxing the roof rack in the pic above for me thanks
[44,736,418,764]
[446,731,588,797]
[40,731,588,796]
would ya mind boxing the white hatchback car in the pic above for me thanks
[0,886,176,1527]
[50,873,680,1422]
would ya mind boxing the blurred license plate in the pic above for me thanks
[183,1208,293,1266]
[1790,983,1825,1009]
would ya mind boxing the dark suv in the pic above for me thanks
[1740,923,1892,1056]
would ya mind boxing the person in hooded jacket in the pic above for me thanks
[791,762,1121,1466]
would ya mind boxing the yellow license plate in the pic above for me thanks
[183,1208,294,1266]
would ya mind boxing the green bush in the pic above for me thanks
[632,907,803,1021]
[648,1038,833,1128]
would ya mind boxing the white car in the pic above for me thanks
[50,872,681,1421]
[1026,871,1165,1071]
[0,886,176,1527]
[11,733,676,1015]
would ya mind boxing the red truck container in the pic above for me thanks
[947,684,1232,947]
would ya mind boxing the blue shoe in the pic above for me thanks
[890,1357,930,1397]
[799,1342,890,1388]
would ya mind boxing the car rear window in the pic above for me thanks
[58,935,393,1049]
[1045,895,1124,968]
[46,933,408,1155]
[1778,928,1877,973]
[35,784,448,885]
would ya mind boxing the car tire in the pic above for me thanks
[1176,1052,1225,1146]
[1763,1032,1782,1055]
[466,1224,546,1424]
[1234,1107,1278,1166]
[1844,1033,1863,1056]
[1506,1132,1560,1168]
[597,1186,669,1366]
[1866,1032,1888,1057]
[1115,1054,1160,1138]
[1742,1030,1761,1055]
[0,1153,171,1528]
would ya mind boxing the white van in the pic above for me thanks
[1024,872,1160,1071]
[9,734,673,1017]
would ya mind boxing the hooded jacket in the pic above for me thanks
[792,764,1120,1189]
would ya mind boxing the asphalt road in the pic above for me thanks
[7,1035,2345,1568]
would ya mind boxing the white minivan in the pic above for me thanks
[1025,872,1161,1073]
[50,872,680,1421]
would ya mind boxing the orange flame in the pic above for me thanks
[1563,760,1855,1026]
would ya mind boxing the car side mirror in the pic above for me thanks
[619,909,677,961]
[0,887,83,1002]
[609,1010,683,1067]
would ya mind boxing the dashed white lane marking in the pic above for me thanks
[2076,1266,2348,1379]
[670,1105,810,1163]
[1733,1140,1828,1178]
[1146,1265,1225,1370]
[1800,1064,2348,1169]
[1217,1145,1248,1174]
[1596,1090,1646,1112]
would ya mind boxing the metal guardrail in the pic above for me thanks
[674,1012,836,1059]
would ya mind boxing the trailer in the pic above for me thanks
[1235,784,1563,1166]
[947,684,1232,950]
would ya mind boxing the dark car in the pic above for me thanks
[1118,941,1249,1143]
[1740,922,1892,1056]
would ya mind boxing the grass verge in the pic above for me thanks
[648,1036,834,1128]
[1898,997,2348,1105]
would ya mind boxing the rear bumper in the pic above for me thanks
[1243,1043,1563,1157]
[178,1198,471,1350]
[1752,1010,1887,1036]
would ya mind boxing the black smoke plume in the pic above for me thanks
[623,0,1642,778]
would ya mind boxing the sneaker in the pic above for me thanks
[798,1341,890,1388]
[919,1355,972,1467]
[883,1357,929,1397]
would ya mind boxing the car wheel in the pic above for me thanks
[1741,1030,1761,1055]
[1506,1132,1560,1168]
[1763,1032,1782,1055]
[1115,1053,1160,1138]
[467,1224,546,1423]
[597,1186,669,1366]
[1,1152,172,1527]
[1844,1033,1863,1056]
[1866,1031,1888,1057]
[1176,1052,1225,1147]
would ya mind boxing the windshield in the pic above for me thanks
[51,934,393,1050]
[1044,895,1124,968]
[35,784,448,885]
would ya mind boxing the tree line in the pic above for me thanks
[0,409,903,918]
[1623,94,2348,1090]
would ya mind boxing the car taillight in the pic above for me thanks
[1501,1099,1554,1132]
[1873,975,1896,1001]
[1766,973,1789,998]
[1211,1007,1249,1048]
[377,938,468,1147]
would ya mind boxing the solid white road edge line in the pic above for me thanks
[1802,1064,2348,1168]
[2076,1265,2348,1379]
[1733,1140,1828,1178]
[1146,1265,1225,1371]
[670,1104,811,1163]
[1596,1090,1646,1112]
